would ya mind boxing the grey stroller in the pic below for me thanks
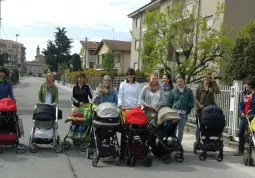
[29,104,62,153]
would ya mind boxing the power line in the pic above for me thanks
[1,24,7,39]
[19,37,95,44]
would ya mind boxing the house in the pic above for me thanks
[80,40,100,69]
[25,45,44,76]
[0,39,26,68]
[94,39,131,74]
[128,0,255,75]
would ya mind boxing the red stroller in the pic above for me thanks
[0,98,26,153]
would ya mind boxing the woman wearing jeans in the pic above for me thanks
[169,77,194,143]
[234,77,255,156]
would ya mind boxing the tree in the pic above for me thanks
[225,20,255,82]
[137,1,232,83]
[42,27,73,72]
[71,53,82,71]
[0,53,8,66]
[102,51,114,72]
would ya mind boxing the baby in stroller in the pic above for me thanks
[65,107,84,138]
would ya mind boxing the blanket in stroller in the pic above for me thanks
[125,108,148,127]
[0,98,17,112]
[251,118,255,132]
[95,102,119,118]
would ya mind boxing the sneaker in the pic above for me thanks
[233,150,244,156]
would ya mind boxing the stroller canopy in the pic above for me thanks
[95,102,119,118]
[157,106,180,125]
[33,104,56,121]
[200,105,224,120]
[0,98,17,112]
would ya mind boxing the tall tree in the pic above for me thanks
[71,53,82,71]
[225,20,255,82]
[102,51,114,72]
[42,27,73,72]
[137,1,232,83]
[0,53,8,66]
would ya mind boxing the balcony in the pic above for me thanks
[114,63,121,69]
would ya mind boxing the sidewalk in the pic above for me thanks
[55,82,236,153]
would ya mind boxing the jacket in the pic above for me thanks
[37,83,58,104]
[239,91,255,116]
[140,85,166,108]
[92,87,118,106]
[71,83,92,108]
[169,86,194,114]
[0,80,14,100]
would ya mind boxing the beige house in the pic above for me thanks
[80,40,100,69]
[94,39,131,74]
[0,39,26,68]
[128,0,255,74]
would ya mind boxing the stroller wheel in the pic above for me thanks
[143,157,152,167]
[29,144,38,153]
[199,151,207,161]
[243,155,253,166]
[175,153,184,163]
[130,156,136,167]
[125,155,131,166]
[54,144,63,153]
[80,143,88,153]
[73,141,80,146]
[62,141,71,150]
[92,157,99,167]
[16,144,26,154]
[193,142,197,155]
[0,145,4,153]
[163,154,171,164]
[216,153,223,162]
[115,157,121,166]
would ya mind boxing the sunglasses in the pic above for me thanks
[126,73,134,76]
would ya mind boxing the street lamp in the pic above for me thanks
[15,34,20,69]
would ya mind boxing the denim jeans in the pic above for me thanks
[238,117,248,151]
[176,114,188,143]
[71,124,84,135]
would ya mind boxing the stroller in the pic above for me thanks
[87,102,121,167]
[122,107,152,167]
[0,98,26,153]
[149,106,184,164]
[243,112,255,166]
[29,104,62,153]
[193,105,225,162]
[62,103,95,152]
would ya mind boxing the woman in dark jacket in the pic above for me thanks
[0,67,14,101]
[71,73,93,108]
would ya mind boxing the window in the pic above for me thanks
[205,16,213,29]
[136,17,140,28]
[135,40,139,50]
[89,62,94,69]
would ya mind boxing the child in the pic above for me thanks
[65,107,84,138]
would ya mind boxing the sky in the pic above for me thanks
[1,0,150,61]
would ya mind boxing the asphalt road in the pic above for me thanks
[0,77,254,178]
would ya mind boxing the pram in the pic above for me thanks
[122,107,152,167]
[62,103,95,152]
[0,98,26,153]
[193,105,225,162]
[148,106,184,164]
[243,112,255,166]
[29,104,62,153]
[87,102,121,167]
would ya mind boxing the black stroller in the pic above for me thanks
[149,106,184,164]
[193,105,225,162]
[29,104,62,153]
[86,102,121,167]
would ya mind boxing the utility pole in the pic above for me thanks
[83,37,88,71]
[15,34,20,69]
[0,0,2,39]
[112,28,115,40]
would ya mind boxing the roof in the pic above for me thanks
[94,39,131,55]
[127,0,164,18]
[0,39,23,45]
[80,41,100,50]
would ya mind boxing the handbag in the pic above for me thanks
[58,109,62,119]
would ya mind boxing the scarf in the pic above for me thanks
[0,78,7,85]
[46,83,56,93]
[161,83,172,92]
[149,82,159,93]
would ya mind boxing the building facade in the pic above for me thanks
[80,40,100,69]
[25,45,44,76]
[128,0,255,73]
[0,39,26,68]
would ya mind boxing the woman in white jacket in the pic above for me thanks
[118,68,141,109]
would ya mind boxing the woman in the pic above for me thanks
[37,73,58,104]
[234,76,255,156]
[141,72,166,120]
[92,75,118,106]
[71,73,92,108]
[118,68,141,109]
[0,67,14,101]
[161,73,174,105]
[195,73,220,141]
[169,76,194,143]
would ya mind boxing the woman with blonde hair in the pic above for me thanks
[92,75,118,106]
[37,73,58,104]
